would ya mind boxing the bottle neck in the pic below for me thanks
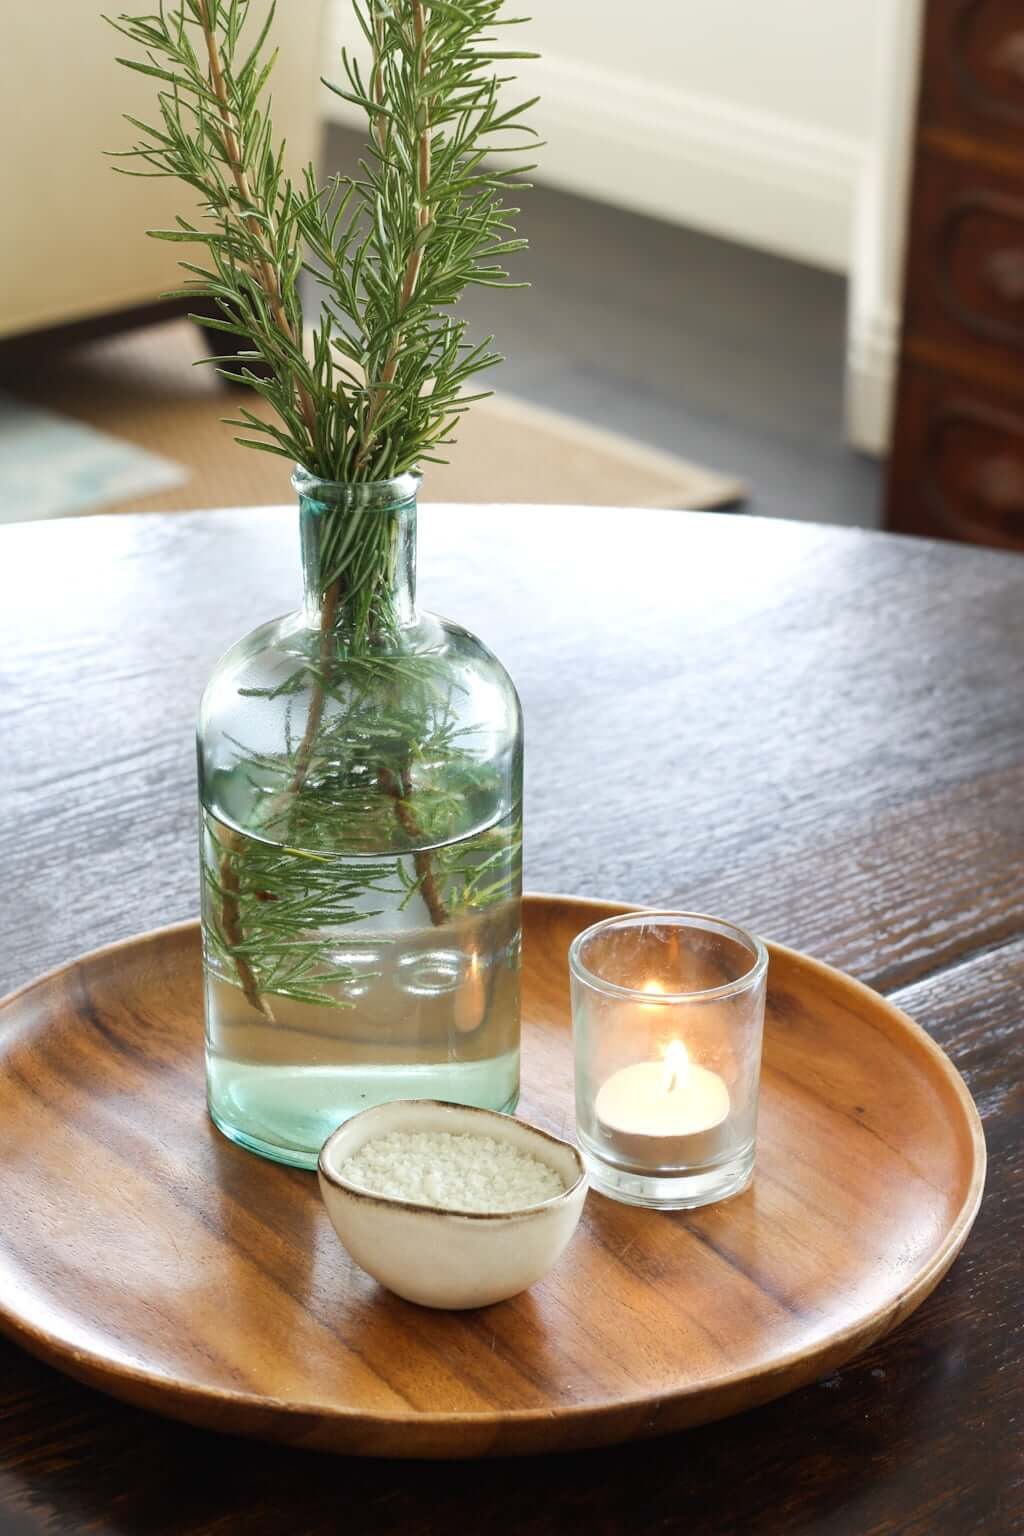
[294,469,420,642]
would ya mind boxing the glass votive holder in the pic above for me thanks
[569,912,768,1210]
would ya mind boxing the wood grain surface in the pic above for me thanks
[0,507,1021,1528]
[0,899,984,1458]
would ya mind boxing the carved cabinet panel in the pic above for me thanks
[886,0,1024,549]
[922,0,1024,144]
[905,152,1024,377]
[889,367,1024,548]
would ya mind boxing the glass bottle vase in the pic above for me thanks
[197,471,523,1168]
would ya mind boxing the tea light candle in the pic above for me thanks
[595,1039,731,1165]
[570,911,767,1209]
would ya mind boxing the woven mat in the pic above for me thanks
[6,319,745,514]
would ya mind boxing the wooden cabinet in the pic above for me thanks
[886,0,1024,549]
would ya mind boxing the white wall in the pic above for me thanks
[322,0,887,274]
[524,1,885,141]
[322,0,922,453]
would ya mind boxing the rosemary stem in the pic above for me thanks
[196,0,317,442]
[379,766,449,926]
[217,829,276,1020]
[354,0,431,473]
[288,562,449,931]
[286,577,342,799]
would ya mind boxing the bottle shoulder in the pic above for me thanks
[198,605,523,852]
[201,607,519,712]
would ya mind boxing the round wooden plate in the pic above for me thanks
[0,896,984,1458]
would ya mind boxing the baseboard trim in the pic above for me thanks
[846,304,900,456]
[320,25,864,274]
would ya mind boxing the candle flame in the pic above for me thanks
[641,979,665,996]
[662,1038,689,1094]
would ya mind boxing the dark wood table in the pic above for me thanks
[1,505,1021,1535]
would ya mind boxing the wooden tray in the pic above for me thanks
[0,896,984,1458]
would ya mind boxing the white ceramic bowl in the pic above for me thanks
[318,1100,588,1310]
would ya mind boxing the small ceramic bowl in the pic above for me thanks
[318,1100,588,1310]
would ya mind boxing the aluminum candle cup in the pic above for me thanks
[570,912,768,1210]
[593,1047,732,1166]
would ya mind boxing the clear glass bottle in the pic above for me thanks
[198,471,523,1168]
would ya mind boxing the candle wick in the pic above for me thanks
[666,1068,678,1094]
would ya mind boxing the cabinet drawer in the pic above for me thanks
[902,149,1024,389]
[921,0,1024,149]
[886,364,1024,549]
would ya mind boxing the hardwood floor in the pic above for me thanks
[324,124,884,529]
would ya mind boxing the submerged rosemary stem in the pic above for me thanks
[290,510,449,931]
[215,828,275,1020]
[379,766,449,926]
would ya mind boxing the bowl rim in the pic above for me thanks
[317,1100,588,1222]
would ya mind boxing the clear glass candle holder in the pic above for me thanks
[570,912,768,1210]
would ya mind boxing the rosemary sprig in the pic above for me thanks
[110,0,532,1012]
[107,0,538,481]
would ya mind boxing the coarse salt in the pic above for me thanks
[340,1129,566,1212]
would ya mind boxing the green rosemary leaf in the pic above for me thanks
[110,0,535,481]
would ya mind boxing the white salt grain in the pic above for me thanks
[340,1129,566,1212]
